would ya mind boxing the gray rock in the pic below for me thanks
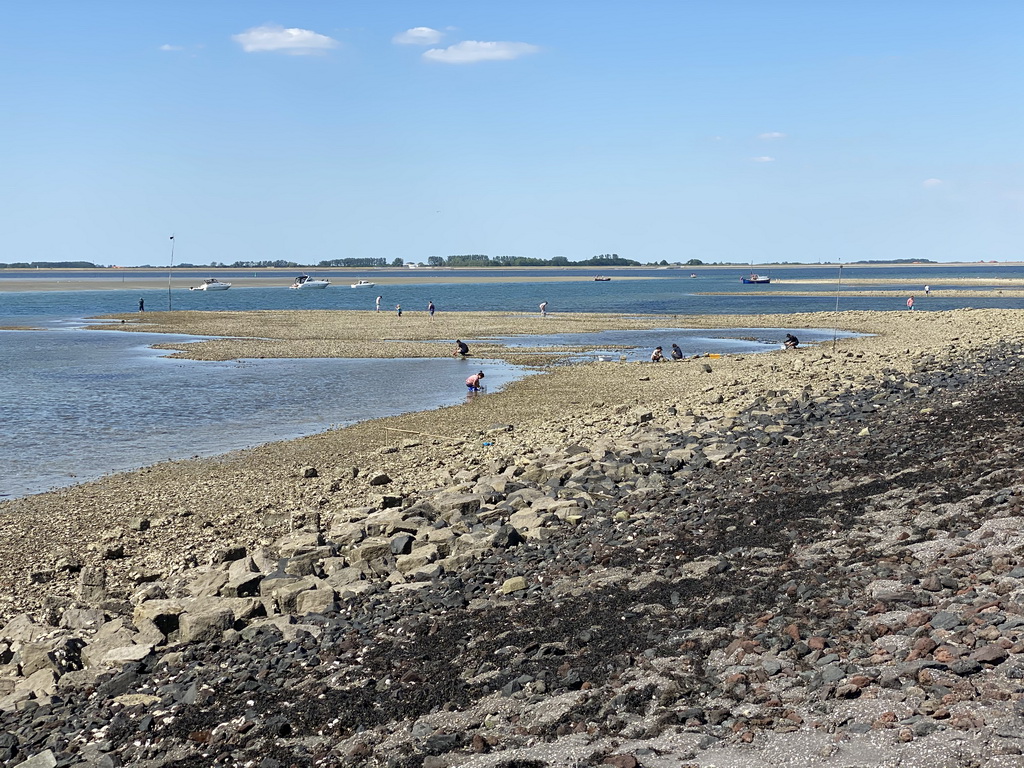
[295,588,337,615]
[13,748,57,768]
[78,566,107,603]
[179,610,233,643]
[221,561,264,602]
[930,611,961,630]
[368,472,392,486]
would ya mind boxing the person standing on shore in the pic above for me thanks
[428,300,435,318]
[396,304,402,317]
[138,298,144,312]
[539,301,548,316]
[924,285,931,296]
[375,295,382,312]
[907,296,915,311]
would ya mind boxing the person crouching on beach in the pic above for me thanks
[784,333,799,349]
[651,346,666,362]
[670,343,683,360]
[454,340,469,358]
[466,371,485,391]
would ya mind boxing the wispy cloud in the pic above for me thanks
[922,178,943,187]
[423,40,539,64]
[159,44,183,52]
[232,25,339,55]
[393,27,442,45]
[752,156,776,163]
[758,132,786,140]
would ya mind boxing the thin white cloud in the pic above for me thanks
[758,132,786,140]
[752,156,776,163]
[232,25,338,55]
[159,44,183,52]
[922,178,943,187]
[393,27,442,45]
[423,40,539,64]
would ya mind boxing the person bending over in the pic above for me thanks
[454,340,470,358]
[466,371,485,391]
[784,334,799,349]
[651,346,666,362]
[670,343,683,360]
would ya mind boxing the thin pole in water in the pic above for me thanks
[168,235,175,311]
[832,260,843,350]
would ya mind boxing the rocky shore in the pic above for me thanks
[3,309,1024,766]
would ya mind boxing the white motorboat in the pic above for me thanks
[290,274,330,289]
[190,278,231,291]
[351,279,375,288]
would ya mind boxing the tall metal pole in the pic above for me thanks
[832,260,843,351]
[168,235,175,311]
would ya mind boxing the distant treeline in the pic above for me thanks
[851,259,938,264]
[424,253,643,267]
[318,258,390,268]
[0,261,100,269]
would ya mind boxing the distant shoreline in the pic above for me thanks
[4,263,1024,293]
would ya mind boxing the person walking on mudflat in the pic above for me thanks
[138,298,144,312]
[375,295,382,312]
[396,304,402,317]
[428,301,435,318]
[907,296,915,311]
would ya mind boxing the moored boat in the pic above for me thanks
[290,274,330,289]
[351,279,375,288]
[593,275,611,282]
[190,278,231,291]
[741,273,771,284]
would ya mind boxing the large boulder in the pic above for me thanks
[178,609,233,644]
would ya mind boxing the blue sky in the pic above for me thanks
[3,1,1022,266]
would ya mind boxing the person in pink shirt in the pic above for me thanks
[466,371,485,391]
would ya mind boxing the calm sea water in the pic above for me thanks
[1,264,1018,500]
[7,264,1024,323]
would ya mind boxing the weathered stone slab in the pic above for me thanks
[179,610,233,643]
[295,588,337,615]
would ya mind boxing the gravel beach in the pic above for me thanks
[2,307,1024,767]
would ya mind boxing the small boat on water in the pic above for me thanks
[190,278,231,291]
[741,273,771,284]
[690,273,698,278]
[593,275,611,282]
[351,279,375,288]
[290,274,330,289]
